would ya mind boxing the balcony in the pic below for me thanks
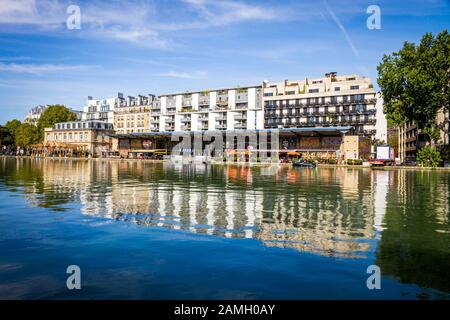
[215,105,228,111]
[180,106,193,113]
[365,98,377,104]
[216,115,227,121]
[201,124,209,130]
[181,117,191,123]
[165,118,175,124]
[198,105,210,112]
[181,125,191,131]
[216,100,228,107]
[166,108,176,114]
[165,125,174,131]
[234,123,247,130]
[215,124,227,130]
[235,114,247,120]
[235,102,248,110]
[150,119,159,124]
[199,98,210,106]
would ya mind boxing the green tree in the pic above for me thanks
[4,119,22,143]
[0,126,14,146]
[416,145,442,167]
[37,105,77,140]
[377,30,450,140]
[15,123,40,147]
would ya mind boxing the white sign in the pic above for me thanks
[376,146,390,160]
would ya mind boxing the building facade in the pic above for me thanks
[152,85,263,133]
[398,108,449,162]
[262,73,386,140]
[81,94,121,124]
[24,105,48,125]
[44,120,115,156]
[24,105,82,125]
[114,94,160,134]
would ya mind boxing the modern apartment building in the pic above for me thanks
[262,72,386,141]
[153,85,264,132]
[114,94,160,134]
[81,94,120,124]
[398,109,449,162]
[44,120,115,156]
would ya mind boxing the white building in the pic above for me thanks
[262,73,387,140]
[25,105,82,125]
[24,105,48,125]
[152,85,263,133]
[81,94,122,124]
[79,73,386,141]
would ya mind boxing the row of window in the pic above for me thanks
[116,121,147,128]
[265,104,370,116]
[265,94,369,107]
[265,115,374,124]
[116,114,147,121]
[55,122,113,130]
[50,132,89,141]
[263,85,361,96]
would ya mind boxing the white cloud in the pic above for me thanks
[0,62,97,75]
[0,0,297,47]
[182,0,276,25]
[0,0,168,47]
[156,70,208,79]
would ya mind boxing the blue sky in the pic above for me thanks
[0,0,449,124]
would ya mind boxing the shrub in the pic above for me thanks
[347,159,363,165]
[328,158,338,164]
[416,146,442,167]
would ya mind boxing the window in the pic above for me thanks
[308,89,319,93]
[350,85,359,90]
[334,87,340,91]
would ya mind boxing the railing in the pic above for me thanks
[235,114,247,120]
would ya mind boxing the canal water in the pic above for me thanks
[0,157,448,299]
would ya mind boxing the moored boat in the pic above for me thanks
[292,160,317,168]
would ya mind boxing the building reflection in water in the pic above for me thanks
[2,158,449,294]
[9,159,392,259]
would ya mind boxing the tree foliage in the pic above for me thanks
[416,145,442,167]
[0,126,14,146]
[4,119,22,141]
[377,30,450,137]
[15,123,41,147]
[37,105,77,140]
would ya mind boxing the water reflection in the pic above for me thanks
[0,158,449,293]
[1,158,384,258]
